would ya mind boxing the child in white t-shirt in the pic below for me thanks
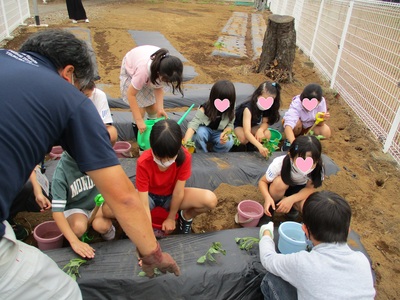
[258,135,324,220]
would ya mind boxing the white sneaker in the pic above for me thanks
[259,222,274,240]
[72,19,78,24]
[101,225,115,241]
[85,19,90,23]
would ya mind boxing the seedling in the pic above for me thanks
[261,138,280,159]
[235,237,260,251]
[183,139,196,153]
[197,242,226,264]
[213,41,226,50]
[138,268,162,277]
[62,258,87,281]
[226,130,241,146]
[308,131,326,140]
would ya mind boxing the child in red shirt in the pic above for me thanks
[136,119,217,234]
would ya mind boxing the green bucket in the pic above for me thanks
[137,104,195,151]
[268,129,282,146]
[136,117,165,151]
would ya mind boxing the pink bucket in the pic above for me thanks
[236,200,264,227]
[33,221,64,250]
[49,146,63,159]
[113,141,132,158]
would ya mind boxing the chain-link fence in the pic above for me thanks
[270,0,400,165]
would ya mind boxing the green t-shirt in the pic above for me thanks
[51,152,100,212]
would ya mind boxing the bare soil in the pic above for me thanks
[5,1,399,298]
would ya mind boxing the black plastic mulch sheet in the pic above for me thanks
[44,152,339,191]
[45,227,371,300]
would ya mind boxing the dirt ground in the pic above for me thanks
[4,0,399,298]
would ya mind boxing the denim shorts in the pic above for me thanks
[148,193,172,210]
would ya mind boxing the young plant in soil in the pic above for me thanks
[138,268,162,277]
[197,242,226,264]
[62,258,87,281]
[261,138,280,159]
[235,237,260,251]
[307,130,326,140]
[213,41,226,50]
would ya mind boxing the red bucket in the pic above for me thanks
[151,207,178,230]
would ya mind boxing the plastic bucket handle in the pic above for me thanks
[234,213,254,224]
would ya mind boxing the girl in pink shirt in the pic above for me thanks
[283,83,331,146]
[120,46,184,135]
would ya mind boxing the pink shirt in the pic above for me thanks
[283,95,327,129]
[123,45,163,91]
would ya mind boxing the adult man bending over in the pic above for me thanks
[0,29,179,300]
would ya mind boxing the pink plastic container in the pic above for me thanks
[113,141,132,158]
[33,221,64,250]
[236,200,264,227]
[49,146,63,159]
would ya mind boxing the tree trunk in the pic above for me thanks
[257,14,296,82]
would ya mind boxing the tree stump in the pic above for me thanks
[257,14,296,83]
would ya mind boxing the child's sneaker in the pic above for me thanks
[72,19,78,24]
[177,210,192,234]
[285,208,299,221]
[101,225,115,241]
[85,19,90,23]
[13,224,29,241]
[281,139,291,151]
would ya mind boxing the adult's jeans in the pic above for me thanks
[261,271,298,300]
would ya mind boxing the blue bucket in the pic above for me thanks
[278,221,307,254]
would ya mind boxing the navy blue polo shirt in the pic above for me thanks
[0,49,120,238]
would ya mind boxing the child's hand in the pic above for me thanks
[276,198,293,214]
[157,109,168,119]
[136,119,147,134]
[70,240,95,259]
[263,198,275,217]
[258,146,269,158]
[162,218,176,234]
[220,132,228,144]
[323,112,330,120]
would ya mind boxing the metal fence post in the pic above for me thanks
[0,0,11,39]
[309,0,325,60]
[330,0,354,89]
[384,105,400,153]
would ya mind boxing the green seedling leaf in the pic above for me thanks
[261,138,280,160]
[138,268,162,277]
[62,258,87,281]
[235,237,260,251]
[197,255,207,264]
[226,130,240,146]
[197,242,226,264]
[183,139,196,149]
